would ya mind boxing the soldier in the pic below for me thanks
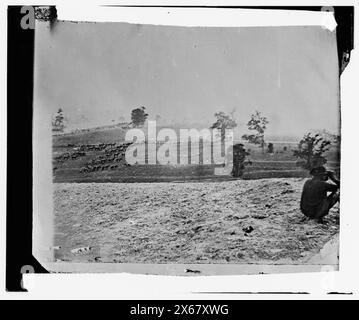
[231,143,251,177]
[300,166,340,223]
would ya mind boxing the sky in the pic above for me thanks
[34,21,340,138]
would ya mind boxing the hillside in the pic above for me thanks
[52,126,340,183]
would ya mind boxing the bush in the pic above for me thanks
[293,133,331,170]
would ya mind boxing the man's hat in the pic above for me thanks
[309,166,327,176]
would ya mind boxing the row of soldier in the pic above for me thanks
[77,142,116,152]
[80,162,132,173]
[54,151,86,163]
[80,142,133,174]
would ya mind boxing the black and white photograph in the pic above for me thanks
[4,3,359,301]
[31,6,344,274]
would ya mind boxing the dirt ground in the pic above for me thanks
[53,178,339,264]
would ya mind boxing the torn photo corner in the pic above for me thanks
[33,6,341,275]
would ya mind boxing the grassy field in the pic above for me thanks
[52,125,340,183]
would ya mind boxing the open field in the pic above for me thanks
[53,178,339,264]
[52,127,340,266]
[53,126,129,147]
[52,126,340,183]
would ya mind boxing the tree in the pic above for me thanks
[52,108,65,132]
[131,106,148,127]
[293,132,331,170]
[210,111,237,143]
[241,111,268,153]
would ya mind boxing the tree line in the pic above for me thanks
[52,106,336,177]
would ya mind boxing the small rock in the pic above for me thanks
[71,246,92,254]
[243,226,254,233]
[281,189,294,194]
[236,252,244,258]
[252,214,267,219]
[192,225,203,232]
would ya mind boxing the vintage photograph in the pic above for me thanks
[33,11,341,274]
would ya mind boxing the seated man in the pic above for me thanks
[300,166,340,222]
